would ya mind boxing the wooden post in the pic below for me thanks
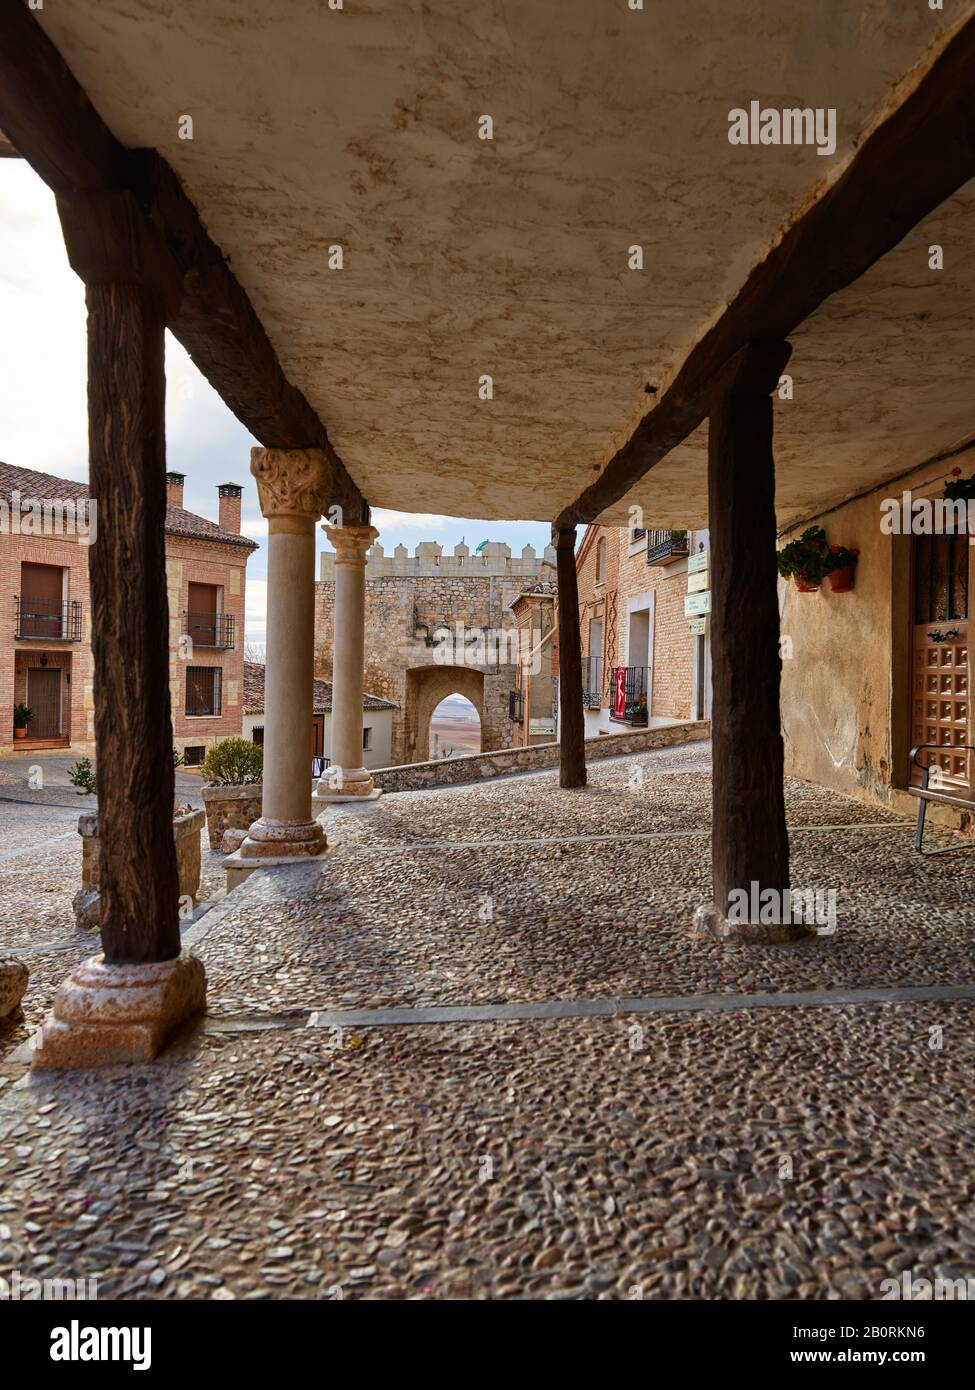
[555,526,587,789]
[695,342,809,942]
[33,191,205,1066]
[86,276,180,963]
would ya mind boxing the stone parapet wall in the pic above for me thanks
[74,808,205,928]
[371,720,709,792]
[201,782,263,848]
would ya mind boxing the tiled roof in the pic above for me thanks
[0,461,257,550]
[243,662,397,716]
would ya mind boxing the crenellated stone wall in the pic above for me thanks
[315,540,557,765]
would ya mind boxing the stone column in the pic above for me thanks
[314,524,382,802]
[694,341,811,944]
[239,448,332,859]
[34,190,205,1068]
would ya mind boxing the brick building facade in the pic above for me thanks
[0,463,256,760]
[576,524,711,735]
[315,539,557,765]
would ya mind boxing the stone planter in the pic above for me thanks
[73,808,205,929]
[201,782,262,849]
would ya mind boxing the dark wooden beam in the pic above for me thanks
[556,13,975,529]
[0,0,366,522]
[0,129,21,158]
[698,342,808,943]
[555,526,587,789]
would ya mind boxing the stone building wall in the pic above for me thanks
[315,540,557,765]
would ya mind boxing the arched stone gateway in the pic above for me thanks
[405,665,507,765]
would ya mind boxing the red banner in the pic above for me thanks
[613,666,627,719]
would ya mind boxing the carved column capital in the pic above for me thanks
[324,524,379,566]
[251,447,334,523]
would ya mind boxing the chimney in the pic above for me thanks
[165,471,185,510]
[218,482,243,534]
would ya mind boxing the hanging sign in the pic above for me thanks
[687,570,709,594]
[688,551,710,575]
[684,592,711,617]
[688,616,708,637]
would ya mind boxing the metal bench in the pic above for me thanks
[907,743,975,851]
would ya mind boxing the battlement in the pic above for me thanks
[319,539,557,582]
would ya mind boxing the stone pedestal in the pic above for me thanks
[692,904,815,945]
[0,959,28,1021]
[314,524,382,804]
[32,954,206,1068]
[240,449,332,860]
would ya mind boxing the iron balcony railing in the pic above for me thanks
[609,665,650,725]
[582,655,602,708]
[15,596,83,641]
[646,530,690,566]
[508,688,524,722]
[184,610,236,649]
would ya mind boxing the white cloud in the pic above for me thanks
[369,509,450,531]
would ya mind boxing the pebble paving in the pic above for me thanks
[1,740,973,1299]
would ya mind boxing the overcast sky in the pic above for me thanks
[0,160,552,650]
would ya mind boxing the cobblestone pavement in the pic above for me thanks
[1,740,974,1300]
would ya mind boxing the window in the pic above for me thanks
[595,537,607,584]
[186,667,222,716]
[363,726,372,751]
[252,726,264,747]
[183,745,205,767]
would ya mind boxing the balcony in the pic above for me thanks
[582,655,602,709]
[646,530,690,566]
[15,596,83,641]
[184,611,236,650]
[609,665,650,725]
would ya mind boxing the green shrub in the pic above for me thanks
[69,757,97,796]
[201,737,263,786]
[13,703,32,730]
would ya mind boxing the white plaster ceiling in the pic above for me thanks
[37,0,975,526]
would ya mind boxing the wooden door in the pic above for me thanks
[21,562,63,638]
[911,533,970,789]
[27,668,62,739]
[311,714,325,758]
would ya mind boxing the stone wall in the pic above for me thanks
[315,540,557,765]
[371,719,710,792]
[74,808,205,927]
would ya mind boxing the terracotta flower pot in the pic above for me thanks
[13,727,26,739]
[828,565,856,593]
[794,575,820,592]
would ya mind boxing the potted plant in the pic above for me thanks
[944,466,975,501]
[670,529,689,557]
[13,703,32,740]
[628,699,649,727]
[776,526,830,592]
[200,737,264,849]
[825,544,860,593]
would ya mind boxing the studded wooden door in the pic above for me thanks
[911,533,970,789]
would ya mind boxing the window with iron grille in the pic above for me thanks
[186,667,222,717]
[183,745,206,767]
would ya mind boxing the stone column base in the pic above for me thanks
[32,953,206,1069]
[0,958,29,1021]
[239,816,327,858]
[313,769,381,804]
[693,904,816,945]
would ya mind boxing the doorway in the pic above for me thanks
[27,667,62,739]
[910,533,970,790]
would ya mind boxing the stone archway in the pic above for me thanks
[406,665,488,764]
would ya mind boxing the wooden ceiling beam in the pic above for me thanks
[0,0,367,522]
[555,13,975,529]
